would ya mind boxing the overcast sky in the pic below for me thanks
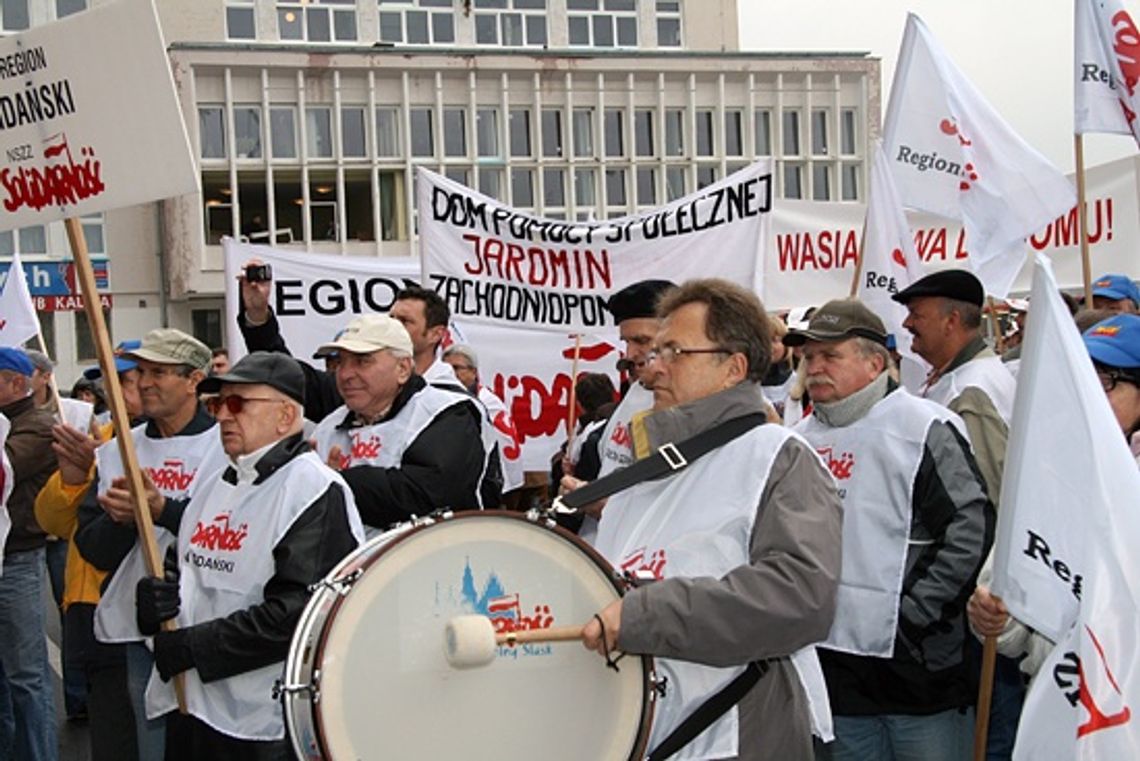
[737,0,1137,173]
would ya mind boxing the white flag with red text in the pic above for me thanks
[857,141,926,355]
[0,251,40,346]
[990,254,1140,757]
[1075,0,1140,145]
[883,14,1076,297]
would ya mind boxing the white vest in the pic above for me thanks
[146,449,363,740]
[796,390,959,657]
[924,354,1015,425]
[478,386,524,492]
[595,423,830,759]
[94,424,227,644]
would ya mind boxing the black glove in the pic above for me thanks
[153,628,195,682]
[136,547,181,636]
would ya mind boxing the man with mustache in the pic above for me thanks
[785,299,993,761]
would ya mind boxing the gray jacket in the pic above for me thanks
[618,381,843,760]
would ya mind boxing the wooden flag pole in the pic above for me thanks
[972,634,999,761]
[565,334,583,456]
[1074,134,1094,307]
[64,217,187,713]
[848,208,871,298]
[987,297,1006,354]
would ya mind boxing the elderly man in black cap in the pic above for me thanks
[784,300,992,761]
[136,352,363,761]
[560,279,675,540]
[892,269,1019,756]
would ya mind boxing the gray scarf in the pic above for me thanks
[812,372,889,428]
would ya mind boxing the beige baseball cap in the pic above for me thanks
[315,314,413,357]
[125,329,212,371]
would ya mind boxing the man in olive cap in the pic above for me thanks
[785,299,992,761]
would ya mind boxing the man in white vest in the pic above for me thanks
[136,352,363,760]
[784,299,993,761]
[582,279,842,760]
[892,269,1020,755]
[310,314,491,529]
[74,328,226,761]
[560,279,675,540]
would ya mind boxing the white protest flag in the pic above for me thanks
[856,141,926,355]
[989,254,1140,757]
[0,414,12,569]
[0,251,40,346]
[1075,0,1140,146]
[882,14,1076,296]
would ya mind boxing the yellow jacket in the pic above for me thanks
[33,423,112,610]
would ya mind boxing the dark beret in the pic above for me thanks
[892,269,984,307]
[605,279,677,323]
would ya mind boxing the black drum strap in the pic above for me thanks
[646,660,770,761]
[556,412,766,511]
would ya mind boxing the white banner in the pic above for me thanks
[0,0,198,231]
[417,164,771,333]
[1074,0,1140,145]
[762,153,1140,310]
[223,240,620,472]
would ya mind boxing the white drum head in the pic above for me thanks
[312,512,651,760]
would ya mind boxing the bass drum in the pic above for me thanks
[283,510,655,760]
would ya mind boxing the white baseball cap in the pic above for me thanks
[315,314,413,357]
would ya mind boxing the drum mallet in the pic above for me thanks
[444,614,584,669]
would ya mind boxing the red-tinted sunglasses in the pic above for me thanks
[204,394,281,416]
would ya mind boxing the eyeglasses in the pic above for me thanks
[204,394,282,416]
[645,345,732,365]
[1097,369,1140,393]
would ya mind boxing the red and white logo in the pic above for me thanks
[621,545,668,580]
[189,512,249,552]
[816,447,855,480]
[146,459,197,494]
[341,431,382,468]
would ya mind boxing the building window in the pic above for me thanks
[695,110,714,157]
[634,110,654,157]
[477,109,500,157]
[782,110,801,156]
[724,110,743,156]
[379,0,455,44]
[544,168,565,207]
[0,225,47,255]
[605,168,626,207]
[509,109,531,157]
[191,309,223,352]
[37,313,55,360]
[199,107,226,160]
[234,106,262,160]
[812,164,831,201]
[278,0,357,42]
[409,108,434,157]
[664,109,684,156]
[376,108,401,157]
[81,214,105,255]
[665,166,686,201]
[811,109,828,156]
[541,110,563,158]
[270,107,297,159]
[656,0,681,47]
[225,1,255,39]
[574,168,596,209]
[603,109,623,157]
[512,168,534,206]
[306,108,334,158]
[841,163,859,201]
[1,0,28,31]
[636,167,656,205]
[841,108,857,155]
[474,0,547,46]
[75,308,112,363]
[567,0,637,48]
[696,165,717,190]
[56,0,85,19]
[479,169,503,199]
[572,109,593,158]
[443,108,466,158]
[754,109,771,156]
[783,163,802,199]
[342,107,367,158]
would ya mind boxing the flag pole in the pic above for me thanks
[987,297,1006,354]
[64,217,188,713]
[1074,134,1094,307]
[565,334,582,455]
[848,208,870,297]
[972,634,998,761]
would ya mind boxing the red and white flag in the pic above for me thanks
[0,251,40,346]
[1075,0,1140,146]
[883,14,1076,297]
[857,141,930,388]
[990,254,1140,758]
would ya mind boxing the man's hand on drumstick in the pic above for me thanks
[582,599,622,656]
[559,475,608,519]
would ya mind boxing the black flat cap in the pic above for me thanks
[198,352,305,404]
[892,269,984,307]
[605,280,676,323]
[783,299,888,347]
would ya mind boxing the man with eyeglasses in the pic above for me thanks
[74,329,228,761]
[310,314,492,530]
[784,300,992,761]
[581,279,842,760]
[560,279,675,541]
[135,352,363,760]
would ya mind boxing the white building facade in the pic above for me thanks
[2,0,879,386]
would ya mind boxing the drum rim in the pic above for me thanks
[308,509,656,761]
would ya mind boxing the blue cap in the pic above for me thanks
[1091,274,1140,307]
[83,339,141,380]
[1083,314,1140,370]
[885,334,898,351]
[0,347,34,376]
